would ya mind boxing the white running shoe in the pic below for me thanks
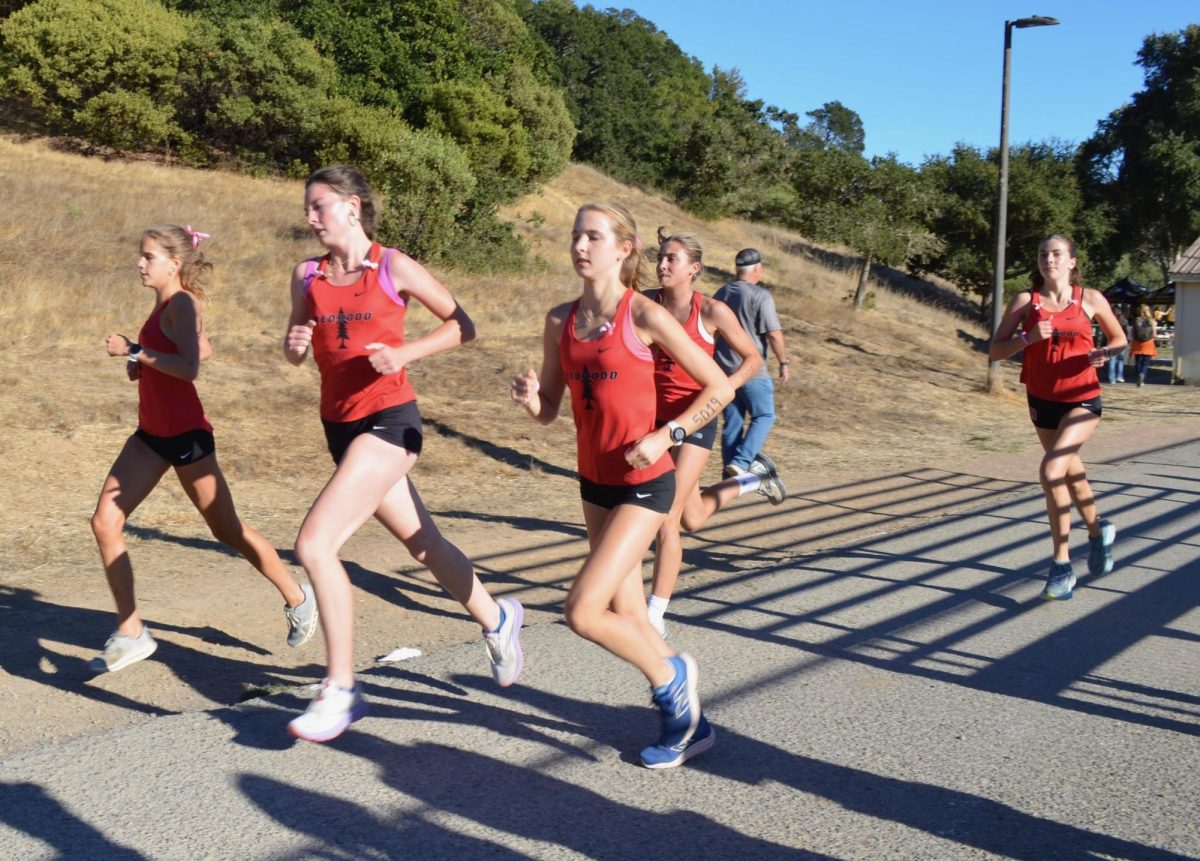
[288,679,367,742]
[284,583,319,647]
[484,597,525,687]
[90,626,158,673]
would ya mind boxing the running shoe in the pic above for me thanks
[90,626,157,673]
[723,464,745,478]
[284,583,319,647]
[640,653,702,768]
[641,713,716,769]
[756,474,786,505]
[1087,519,1116,577]
[483,597,524,687]
[1040,561,1077,601]
[748,453,787,505]
[288,678,367,742]
[748,452,778,478]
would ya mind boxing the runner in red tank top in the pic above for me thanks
[643,228,782,639]
[990,233,1127,601]
[511,202,733,769]
[283,166,523,743]
[90,225,317,673]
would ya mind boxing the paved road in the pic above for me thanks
[2,437,1198,860]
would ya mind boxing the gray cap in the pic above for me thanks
[735,248,762,267]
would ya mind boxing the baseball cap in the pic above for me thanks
[735,248,762,267]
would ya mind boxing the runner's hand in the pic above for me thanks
[626,428,670,470]
[285,319,316,359]
[365,343,407,375]
[1028,319,1054,343]
[510,369,540,406]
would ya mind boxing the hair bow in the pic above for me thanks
[184,225,211,248]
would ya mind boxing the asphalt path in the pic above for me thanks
[2,436,1198,860]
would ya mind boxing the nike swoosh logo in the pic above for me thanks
[179,453,191,460]
[635,492,651,498]
[372,426,387,431]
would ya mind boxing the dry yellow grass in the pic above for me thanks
[3,135,1195,578]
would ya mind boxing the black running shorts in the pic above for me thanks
[322,401,424,465]
[579,471,676,514]
[1026,393,1103,430]
[134,428,216,467]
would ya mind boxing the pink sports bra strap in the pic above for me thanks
[302,258,320,294]
[301,248,404,307]
[376,248,404,306]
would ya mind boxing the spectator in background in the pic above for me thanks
[713,248,790,478]
[1106,308,1131,383]
[1130,303,1157,387]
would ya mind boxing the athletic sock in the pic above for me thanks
[648,594,669,619]
[734,473,762,496]
[488,604,507,634]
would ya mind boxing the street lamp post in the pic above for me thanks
[988,15,1060,391]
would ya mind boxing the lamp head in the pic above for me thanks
[1013,16,1060,28]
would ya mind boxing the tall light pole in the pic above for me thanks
[988,15,1060,391]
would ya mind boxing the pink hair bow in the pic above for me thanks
[184,225,211,248]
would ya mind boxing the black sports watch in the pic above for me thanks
[667,420,686,447]
[128,343,143,360]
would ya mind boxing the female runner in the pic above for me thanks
[644,227,783,637]
[989,234,1125,600]
[511,203,733,768]
[91,225,317,672]
[284,166,522,742]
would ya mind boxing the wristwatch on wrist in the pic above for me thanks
[128,343,143,360]
[667,420,687,447]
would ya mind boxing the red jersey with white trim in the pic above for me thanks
[137,299,212,436]
[560,289,673,485]
[306,243,417,422]
[652,291,715,422]
[1020,284,1101,402]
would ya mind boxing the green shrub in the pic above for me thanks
[75,89,184,150]
[317,99,477,262]
[176,16,337,167]
[0,0,186,137]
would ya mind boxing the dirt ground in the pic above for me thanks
[2,342,1197,757]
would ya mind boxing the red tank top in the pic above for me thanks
[1020,284,1101,402]
[560,289,673,485]
[137,299,212,436]
[653,291,715,422]
[305,243,417,422]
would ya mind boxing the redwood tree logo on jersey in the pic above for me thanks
[314,308,373,349]
[568,364,620,410]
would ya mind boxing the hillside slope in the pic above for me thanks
[0,136,1117,573]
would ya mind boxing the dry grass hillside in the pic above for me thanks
[0,135,1183,577]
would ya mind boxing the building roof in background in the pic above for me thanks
[1168,235,1200,280]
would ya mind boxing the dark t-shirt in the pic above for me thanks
[712,279,781,381]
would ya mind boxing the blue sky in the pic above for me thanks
[589,1,1197,164]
